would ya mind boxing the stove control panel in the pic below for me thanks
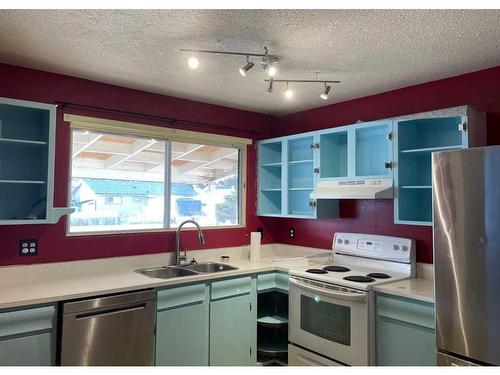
[333,233,415,263]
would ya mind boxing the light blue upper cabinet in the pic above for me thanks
[393,106,486,225]
[0,97,74,225]
[258,132,320,218]
[286,134,317,217]
[354,121,393,178]
[319,127,348,179]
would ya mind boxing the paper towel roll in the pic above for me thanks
[250,232,261,263]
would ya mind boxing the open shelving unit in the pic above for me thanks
[258,141,283,216]
[0,97,74,224]
[257,290,288,366]
[395,116,465,225]
[287,135,315,217]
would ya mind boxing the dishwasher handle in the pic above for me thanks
[75,303,146,320]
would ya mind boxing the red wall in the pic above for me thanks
[0,63,276,266]
[1,63,500,266]
[259,65,500,263]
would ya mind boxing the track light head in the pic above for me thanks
[267,65,277,77]
[187,56,199,69]
[320,85,331,100]
[267,78,274,93]
[285,82,293,99]
[239,60,255,77]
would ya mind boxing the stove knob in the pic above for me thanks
[337,238,342,244]
[402,245,408,252]
[393,245,399,251]
[344,239,349,245]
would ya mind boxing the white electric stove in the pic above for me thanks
[288,232,416,366]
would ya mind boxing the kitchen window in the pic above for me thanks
[67,115,249,234]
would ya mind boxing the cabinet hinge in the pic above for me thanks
[313,167,320,174]
[386,132,393,141]
[249,302,252,311]
[310,143,320,149]
[154,324,157,336]
[458,122,467,132]
[384,161,393,170]
[309,200,317,208]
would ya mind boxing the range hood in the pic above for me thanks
[310,178,393,200]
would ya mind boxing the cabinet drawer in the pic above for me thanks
[157,283,207,310]
[0,305,55,337]
[257,272,289,292]
[377,294,434,329]
[0,332,52,366]
[211,277,252,300]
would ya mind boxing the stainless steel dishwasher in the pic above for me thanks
[60,290,156,365]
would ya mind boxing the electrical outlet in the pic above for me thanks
[19,240,38,256]
[289,227,295,239]
[257,227,264,239]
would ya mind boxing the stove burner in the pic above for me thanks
[306,268,328,274]
[323,265,351,272]
[367,272,391,279]
[343,275,375,283]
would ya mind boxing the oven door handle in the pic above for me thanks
[289,277,367,302]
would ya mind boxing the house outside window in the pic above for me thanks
[68,121,248,234]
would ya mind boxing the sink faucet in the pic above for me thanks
[175,220,205,265]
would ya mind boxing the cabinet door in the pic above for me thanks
[210,294,256,365]
[156,303,208,365]
[354,121,392,178]
[0,332,52,365]
[258,140,283,216]
[286,135,316,217]
[156,284,208,365]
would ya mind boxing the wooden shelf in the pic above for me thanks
[0,137,47,145]
[257,314,288,328]
[400,145,461,154]
[0,179,46,184]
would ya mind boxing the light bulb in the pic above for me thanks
[320,85,331,100]
[285,89,293,99]
[187,56,199,69]
[268,65,277,77]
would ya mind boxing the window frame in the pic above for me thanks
[65,115,248,236]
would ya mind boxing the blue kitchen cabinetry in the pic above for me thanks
[258,132,338,219]
[0,97,73,225]
[156,283,210,365]
[393,106,486,225]
[0,304,56,365]
[318,120,393,180]
[209,276,257,365]
[376,293,436,366]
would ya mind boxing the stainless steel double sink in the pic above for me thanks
[136,262,238,279]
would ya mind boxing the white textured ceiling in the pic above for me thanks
[1,9,500,115]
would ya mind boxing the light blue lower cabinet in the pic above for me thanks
[0,304,56,366]
[156,283,209,366]
[376,293,436,366]
[209,277,257,366]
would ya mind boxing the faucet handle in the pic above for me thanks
[178,248,187,263]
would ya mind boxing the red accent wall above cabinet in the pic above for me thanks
[1,63,500,266]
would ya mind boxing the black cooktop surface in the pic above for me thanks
[323,265,351,272]
[367,272,391,279]
[343,275,376,283]
[306,268,328,274]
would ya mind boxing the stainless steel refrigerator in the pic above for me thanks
[432,145,500,366]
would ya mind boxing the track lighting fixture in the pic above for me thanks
[267,78,274,93]
[320,84,331,100]
[285,82,293,99]
[187,56,199,69]
[267,65,277,77]
[264,78,340,99]
[239,56,255,77]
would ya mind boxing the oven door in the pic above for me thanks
[289,276,369,365]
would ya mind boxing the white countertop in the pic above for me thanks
[373,263,435,303]
[0,244,326,310]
